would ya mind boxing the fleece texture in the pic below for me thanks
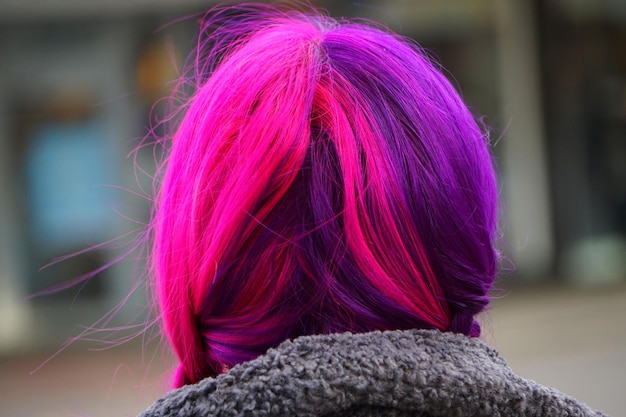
[139,329,608,417]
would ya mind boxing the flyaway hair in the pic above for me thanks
[151,3,499,387]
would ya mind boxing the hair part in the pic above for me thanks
[151,3,499,387]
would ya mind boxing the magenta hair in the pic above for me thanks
[150,3,499,387]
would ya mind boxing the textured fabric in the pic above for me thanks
[139,329,608,417]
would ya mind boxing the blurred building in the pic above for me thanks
[0,0,624,353]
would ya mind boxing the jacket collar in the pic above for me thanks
[140,329,606,416]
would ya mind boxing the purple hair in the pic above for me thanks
[151,3,499,387]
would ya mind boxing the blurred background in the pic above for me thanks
[0,0,625,416]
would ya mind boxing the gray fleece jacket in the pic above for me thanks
[139,329,608,416]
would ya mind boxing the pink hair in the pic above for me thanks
[151,4,498,387]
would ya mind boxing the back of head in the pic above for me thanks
[151,3,499,387]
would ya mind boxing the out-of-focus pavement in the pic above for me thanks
[486,284,626,417]
[1,284,625,417]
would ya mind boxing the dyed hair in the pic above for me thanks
[151,3,499,387]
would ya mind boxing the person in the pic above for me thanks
[139,3,607,416]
